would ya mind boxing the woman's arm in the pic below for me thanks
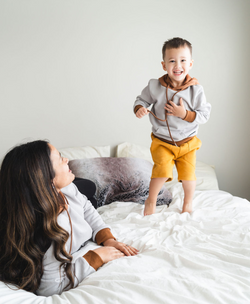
[75,187,112,241]
[75,186,139,257]
[36,243,97,296]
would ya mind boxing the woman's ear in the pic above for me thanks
[51,181,56,191]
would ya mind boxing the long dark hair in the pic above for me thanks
[0,140,74,292]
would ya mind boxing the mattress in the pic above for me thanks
[1,184,250,303]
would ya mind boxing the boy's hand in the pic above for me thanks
[136,107,148,119]
[165,98,187,119]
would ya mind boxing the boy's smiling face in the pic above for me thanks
[161,46,193,88]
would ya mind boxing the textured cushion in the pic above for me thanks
[69,157,172,208]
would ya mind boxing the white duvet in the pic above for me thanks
[1,184,250,304]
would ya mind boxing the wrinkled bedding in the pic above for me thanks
[1,183,250,304]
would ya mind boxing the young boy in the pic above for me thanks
[134,37,211,216]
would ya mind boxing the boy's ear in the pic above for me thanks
[161,61,167,71]
[189,59,194,69]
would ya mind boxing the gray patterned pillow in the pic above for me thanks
[69,157,172,208]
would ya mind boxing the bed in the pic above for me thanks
[1,142,250,304]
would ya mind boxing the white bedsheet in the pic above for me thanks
[1,185,250,304]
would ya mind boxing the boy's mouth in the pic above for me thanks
[173,71,183,76]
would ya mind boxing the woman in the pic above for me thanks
[0,140,138,296]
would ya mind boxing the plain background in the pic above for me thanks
[0,0,250,200]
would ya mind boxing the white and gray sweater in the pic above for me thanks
[36,183,113,296]
[134,78,211,142]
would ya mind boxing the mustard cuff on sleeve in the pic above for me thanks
[183,110,196,122]
[95,228,116,245]
[83,250,104,270]
[134,105,143,114]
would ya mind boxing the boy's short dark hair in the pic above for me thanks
[162,37,192,59]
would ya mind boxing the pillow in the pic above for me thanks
[116,142,219,191]
[58,145,110,161]
[69,157,172,208]
[116,142,153,163]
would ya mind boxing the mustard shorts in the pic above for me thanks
[150,134,202,181]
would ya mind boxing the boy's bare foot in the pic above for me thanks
[181,202,192,213]
[181,180,195,214]
[144,199,156,216]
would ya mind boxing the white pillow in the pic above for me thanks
[116,142,153,163]
[59,145,110,161]
[116,142,219,191]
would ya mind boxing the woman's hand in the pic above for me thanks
[93,246,125,263]
[103,239,139,256]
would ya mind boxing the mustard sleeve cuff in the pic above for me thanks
[134,105,143,114]
[83,250,104,270]
[183,110,196,122]
[95,228,116,245]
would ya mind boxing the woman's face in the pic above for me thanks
[49,144,75,191]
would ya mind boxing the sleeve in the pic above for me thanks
[192,86,211,124]
[183,110,196,122]
[95,228,115,244]
[74,188,114,242]
[133,80,156,113]
[83,250,103,270]
[36,243,98,296]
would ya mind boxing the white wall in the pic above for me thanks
[1,0,250,200]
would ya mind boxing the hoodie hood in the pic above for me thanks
[159,74,199,91]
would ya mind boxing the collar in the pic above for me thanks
[159,74,199,91]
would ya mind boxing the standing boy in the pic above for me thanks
[134,37,211,215]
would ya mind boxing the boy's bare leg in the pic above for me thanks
[144,177,167,216]
[181,180,196,213]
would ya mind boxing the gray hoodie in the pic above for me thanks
[134,78,211,142]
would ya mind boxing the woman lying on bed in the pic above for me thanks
[0,140,138,296]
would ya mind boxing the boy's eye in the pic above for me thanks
[181,59,186,62]
[170,60,175,63]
